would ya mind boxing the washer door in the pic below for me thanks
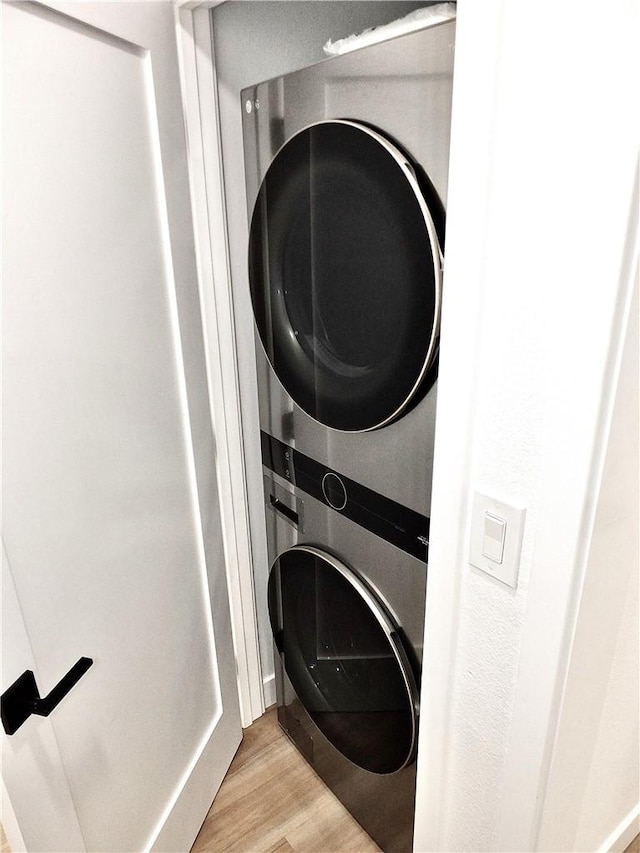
[249,120,443,432]
[268,545,419,774]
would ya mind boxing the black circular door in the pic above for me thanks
[268,545,419,774]
[249,120,443,432]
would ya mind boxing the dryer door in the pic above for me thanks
[268,545,419,775]
[249,120,443,432]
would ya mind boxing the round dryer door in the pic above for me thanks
[268,545,419,774]
[249,120,443,432]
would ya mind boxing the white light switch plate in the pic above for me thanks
[469,492,526,588]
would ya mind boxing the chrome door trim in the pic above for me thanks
[249,119,443,433]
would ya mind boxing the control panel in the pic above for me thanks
[261,431,430,562]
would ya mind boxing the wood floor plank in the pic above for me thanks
[284,791,380,853]
[0,823,11,853]
[625,833,640,853]
[192,708,379,853]
[223,708,283,777]
[264,839,295,853]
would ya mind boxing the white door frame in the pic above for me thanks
[174,0,264,728]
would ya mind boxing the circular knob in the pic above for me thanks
[322,472,347,511]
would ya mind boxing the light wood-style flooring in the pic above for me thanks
[1,713,639,853]
[192,706,640,853]
[626,834,640,853]
[191,707,379,853]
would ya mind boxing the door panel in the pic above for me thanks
[248,120,443,431]
[268,546,419,775]
[2,3,241,850]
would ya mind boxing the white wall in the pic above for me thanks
[414,2,639,851]
[538,275,639,852]
[210,0,427,696]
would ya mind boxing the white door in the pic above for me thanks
[1,2,242,850]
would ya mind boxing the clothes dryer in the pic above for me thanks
[242,18,455,514]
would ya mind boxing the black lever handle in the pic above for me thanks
[269,494,299,527]
[1,657,93,736]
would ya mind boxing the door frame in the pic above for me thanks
[174,0,264,727]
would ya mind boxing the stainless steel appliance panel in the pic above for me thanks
[242,21,455,515]
[264,469,427,853]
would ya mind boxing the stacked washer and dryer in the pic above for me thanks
[241,17,455,853]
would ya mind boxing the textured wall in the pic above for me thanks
[414,3,639,851]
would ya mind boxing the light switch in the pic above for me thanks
[470,492,526,588]
[482,512,506,563]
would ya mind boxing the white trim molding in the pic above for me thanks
[599,804,640,853]
[262,673,276,711]
[175,3,264,727]
[174,0,224,10]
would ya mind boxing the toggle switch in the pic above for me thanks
[482,512,506,563]
[470,492,526,589]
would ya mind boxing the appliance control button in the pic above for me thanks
[321,472,347,511]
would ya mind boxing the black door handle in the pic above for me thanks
[1,657,93,736]
[269,493,300,527]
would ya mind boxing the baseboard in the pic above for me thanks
[262,672,276,710]
[599,803,640,853]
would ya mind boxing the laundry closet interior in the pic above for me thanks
[207,5,454,850]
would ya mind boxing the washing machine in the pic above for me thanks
[241,17,455,853]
